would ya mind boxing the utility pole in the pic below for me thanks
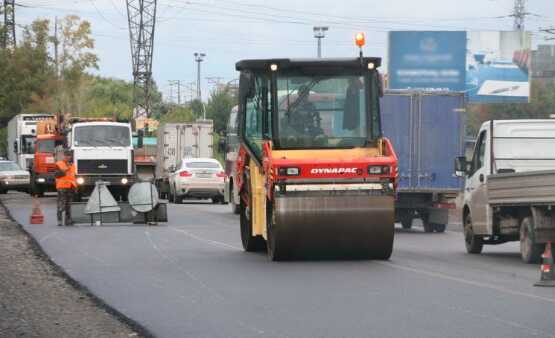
[512,0,527,31]
[313,26,328,58]
[168,80,184,105]
[1,0,16,50]
[53,17,59,77]
[194,52,206,101]
[126,0,158,118]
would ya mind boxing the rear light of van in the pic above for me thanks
[179,170,192,177]
[216,171,226,178]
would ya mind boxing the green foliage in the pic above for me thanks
[205,86,236,133]
[159,105,195,123]
[466,81,555,137]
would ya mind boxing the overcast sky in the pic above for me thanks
[16,0,555,101]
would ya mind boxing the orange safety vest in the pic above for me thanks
[55,160,77,190]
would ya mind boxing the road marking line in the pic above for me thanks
[168,226,241,251]
[378,261,555,304]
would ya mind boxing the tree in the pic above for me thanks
[466,80,555,136]
[205,86,236,133]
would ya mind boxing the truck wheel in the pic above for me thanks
[230,183,240,214]
[421,213,434,233]
[433,224,447,233]
[400,213,413,229]
[464,214,483,254]
[519,216,543,264]
[239,196,265,252]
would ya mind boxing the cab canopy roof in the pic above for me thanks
[235,57,382,72]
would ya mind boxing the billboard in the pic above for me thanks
[466,31,532,103]
[388,31,467,91]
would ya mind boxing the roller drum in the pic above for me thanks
[270,191,395,259]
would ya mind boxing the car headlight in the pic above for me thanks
[76,177,85,185]
[37,178,46,183]
[121,177,128,185]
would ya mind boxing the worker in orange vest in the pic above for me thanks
[55,150,77,226]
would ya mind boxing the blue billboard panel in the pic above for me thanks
[388,31,467,91]
[466,31,531,103]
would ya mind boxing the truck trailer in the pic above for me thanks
[155,121,214,198]
[381,91,465,232]
[7,114,54,170]
[455,119,555,263]
[235,57,398,260]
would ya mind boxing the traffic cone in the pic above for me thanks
[534,241,555,287]
[30,197,44,225]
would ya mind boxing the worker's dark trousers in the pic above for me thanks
[57,189,74,225]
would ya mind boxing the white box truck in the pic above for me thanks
[155,120,213,198]
[7,114,53,170]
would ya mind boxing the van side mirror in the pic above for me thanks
[13,141,18,153]
[137,129,144,149]
[454,156,468,177]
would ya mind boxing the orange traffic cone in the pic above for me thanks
[534,241,555,287]
[30,197,44,224]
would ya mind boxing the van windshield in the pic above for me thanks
[74,125,131,147]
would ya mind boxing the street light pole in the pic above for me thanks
[194,52,206,101]
[313,26,329,58]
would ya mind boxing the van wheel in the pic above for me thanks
[433,223,447,233]
[464,214,483,254]
[520,216,543,264]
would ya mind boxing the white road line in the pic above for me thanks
[378,261,555,304]
[168,226,242,251]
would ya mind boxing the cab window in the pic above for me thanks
[244,75,270,158]
[470,130,487,176]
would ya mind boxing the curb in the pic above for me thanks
[0,200,156,338]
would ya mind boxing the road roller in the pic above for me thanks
[235,49,398,260]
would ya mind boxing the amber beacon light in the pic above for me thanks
[355,32,365,47]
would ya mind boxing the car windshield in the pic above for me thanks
[74,125,131,147]
[276,74,372,149]
[37,140,55,153]
[186,162,221,169]
[0,162,22,171]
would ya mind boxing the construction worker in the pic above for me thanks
[55,150,77,226]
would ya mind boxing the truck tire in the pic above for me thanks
[239,195,265,252]
[421,213,434,233]
[400,213,413,229]
[464,214,483,254]
[230,183,240,215]
[519,216,543,264]
[433,224,447,233]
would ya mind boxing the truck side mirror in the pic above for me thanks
[13,141,18,153]
[454,156,467,177]
[137,129,144,149]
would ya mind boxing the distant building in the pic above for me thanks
[531,45,555,85]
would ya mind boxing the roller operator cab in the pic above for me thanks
[235,57,399,261]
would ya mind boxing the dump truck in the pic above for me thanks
[455,119,555,263]
[381,91,465,232]
[155,120,214,198]
[235,57,398,260]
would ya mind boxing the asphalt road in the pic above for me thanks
[2,192,554,338]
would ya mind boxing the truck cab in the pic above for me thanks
[31,134,64,196]
[456,119,555,262]
[70,121,135,200]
